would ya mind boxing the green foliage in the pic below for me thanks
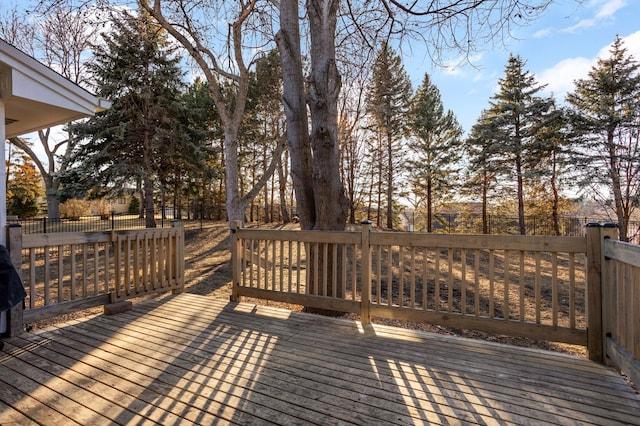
[482,54,554,234]
[367,42,412,137]
[366,42,412,229]
[6,155,43,218]
[67,9,214,227]
[566,36,640,241]
[407,73,463,231]
[128,197,140,215]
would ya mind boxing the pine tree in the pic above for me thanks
[366,42,412,229]
[566,36,640,242]
[407,73,462,232]
[485,54,552,235]
[68,9,192,228]
[7,152,43,218]
[464,110,499,234]
[241,49,287,223]
[529,102,573,235]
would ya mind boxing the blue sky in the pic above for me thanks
[403,0,640,134]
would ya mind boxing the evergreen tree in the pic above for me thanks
[7,153,43,218]
[566,36,640,242]
[241,49,287,223]
[529,102,573,235]
[173,78,226,220]
[407,73,462,232]
[68,9,191,228]
[464,111,499,234]
[485,54,552,235]
[366,42,412,229]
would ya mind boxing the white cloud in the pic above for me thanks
[537,57,594,99]
[441,53,485,76]
[537,30,640,101]
[619,31,640,60]
[532,28,553,39]
[562,0,626,33]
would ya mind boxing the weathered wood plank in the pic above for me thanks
[22,231,111,248]
[2,294,639,426]
[604,239,640,267]
[370,232,586,252]
[0,399,39,425]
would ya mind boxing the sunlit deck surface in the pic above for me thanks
[1,293,639,425]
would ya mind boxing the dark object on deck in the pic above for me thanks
[0,244,26,349]
[0,244,25,312]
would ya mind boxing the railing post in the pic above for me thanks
[230,220,242,303]
[360,220,372,325]
[600,222,619,365]
[585,223,604,362]
[171,219,184,294]
[6,224,24,336]
[586,222,619,363]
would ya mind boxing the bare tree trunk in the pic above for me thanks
[224,126,245,224]
[386,133,393,229]
[482,170,489,234]
[143,128,156,228]
[516,151,526,235]
[277,152,290,223]
[551,149,560,236]
[278,0,347,306]
[277,0,314,229]
[427,176,433,233]
[307,0,347,231]
[608,135,628,241]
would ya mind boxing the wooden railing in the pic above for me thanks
[7,223,184,324]
[231,222,591,349]
[599,224,640,386]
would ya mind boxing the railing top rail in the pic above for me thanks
[235,227,361,244]
[370,233,587,252]
[235,226,588,252]
[603,238,640,267]
[22,230,112,248]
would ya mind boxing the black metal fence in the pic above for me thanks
[405,212,640,244]
[11,205,639,244]
[10,211,219,234]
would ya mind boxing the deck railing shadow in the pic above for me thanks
[231,221,640,382]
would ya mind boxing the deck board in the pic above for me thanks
[1,293,639,425]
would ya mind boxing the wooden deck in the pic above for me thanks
[1,293,639,425]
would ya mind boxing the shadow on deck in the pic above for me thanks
[1,293,639,425]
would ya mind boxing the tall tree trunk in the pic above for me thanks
[277,153,290,223]
[45,183,60,219]
[427,176,433,233]
[224,127,244,225]
[551,149,560,236]
[143,129,156,228]
[608,134,627,241]
[482,169,488,234]
[307,0,347,231]
[278,0,347,306]
[386,133,393,229]
[516,152,525,235]
[143,174,156,228]
[277,0,315,230]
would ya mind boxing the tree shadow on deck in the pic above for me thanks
[101,294,640,424]
[2,293,639,424]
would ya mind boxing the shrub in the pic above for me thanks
[128,197,140,215]
[60,199,90,219]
